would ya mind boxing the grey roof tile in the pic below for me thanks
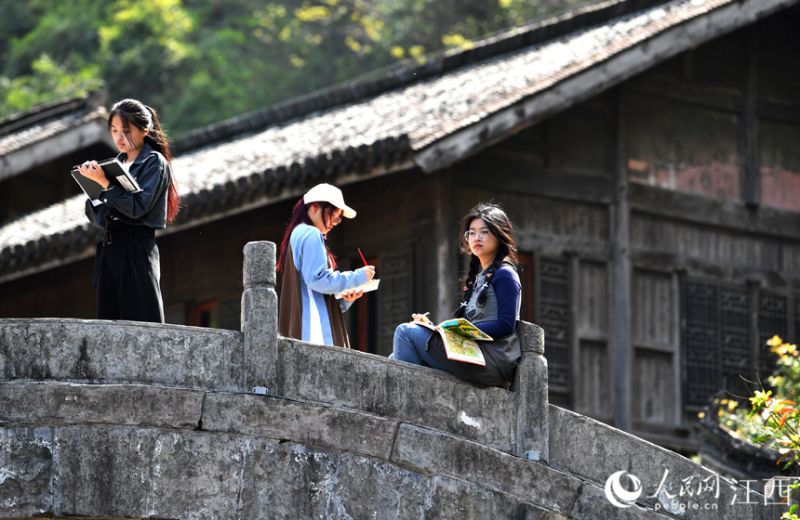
[0,94,107,157]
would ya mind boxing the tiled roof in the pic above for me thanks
[0,93,109,177]
[0,0,792,282]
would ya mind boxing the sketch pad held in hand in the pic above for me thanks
[335,278,380,299]
[70,158,142,206]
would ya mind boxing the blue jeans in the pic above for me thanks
[390,322,449,371]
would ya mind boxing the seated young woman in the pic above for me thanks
[390,202,522,388]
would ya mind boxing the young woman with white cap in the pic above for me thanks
[277,183,375,347]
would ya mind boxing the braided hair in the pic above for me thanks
[455,203,518,317]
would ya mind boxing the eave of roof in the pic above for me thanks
[1,0,797,283]
[0,92,111,180]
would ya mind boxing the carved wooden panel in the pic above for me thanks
[634,350,674,425]
[540,257,570,395]
[577,261,608,339]
[633,270,675,351]
[575,340,611,420]
[683,279,720,407]
[719,286,751,397]
[758,290,787,380]
[376,254,413,356]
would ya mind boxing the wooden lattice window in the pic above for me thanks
[719,286,752,398]
[683,280,720,408]
[683,279,787,409]
[539,258,570,396]
[350,254,412,356]
[758,290,787,379]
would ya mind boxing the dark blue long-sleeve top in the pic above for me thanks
[85,143,171,230]
[463,264,521,339]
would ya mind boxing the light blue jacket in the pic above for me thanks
[290,223,369,345]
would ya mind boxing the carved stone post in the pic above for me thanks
[241,241,279,394]
[514,321,549,462]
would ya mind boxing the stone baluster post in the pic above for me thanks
[514,321,549,462]
[241,241,279,394]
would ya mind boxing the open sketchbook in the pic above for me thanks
[412,316,492,366]
[71,158,142,206]
[334,278,380,299]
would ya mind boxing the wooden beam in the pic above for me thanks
[610,87,632,432]
[629,80,800,125]
[434,170,457,321]
[569,254,581,410]
[629,183,800,240]
[671,272,682,428]
[458,164,613,206]
[628,81,742,115]
[461,163,800,241]
[741,26,761,207]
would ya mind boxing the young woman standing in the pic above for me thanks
[78,98,180,323]
[391,202,522,388]
[277,183,375,347]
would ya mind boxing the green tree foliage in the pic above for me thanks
[0,0,595,135]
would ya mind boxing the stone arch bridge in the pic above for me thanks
[0,243,780,519]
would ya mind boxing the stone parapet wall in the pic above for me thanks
[549,406,781,520]
[0,318,242,390]
[0,322,547,460]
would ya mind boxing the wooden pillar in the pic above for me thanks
[434,171,457,321]
[610,88,632,431]
[741,26,760,207]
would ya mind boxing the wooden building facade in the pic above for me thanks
[1,0,799,452]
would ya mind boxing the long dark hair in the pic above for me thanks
[457,202,518,315]
[276,197,340,273]
[108,98,181,223]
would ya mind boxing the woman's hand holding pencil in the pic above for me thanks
[357,247,376,281]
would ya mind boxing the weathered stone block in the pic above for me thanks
[241,286,278,392]
[202,392,398,459]
[243,241,276,288]
[569,483,673,519]
[278,338,518,453]
[390,423,582,515]
[53,427,244,519]
[514,351,549,461]
[238,443,563,520]
[0,428,53,518]
[0,381,203,429]
[548,406,784,520]
[518,321,545,354]
[0,319,242,390]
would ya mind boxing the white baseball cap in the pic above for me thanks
[303,183,357,219]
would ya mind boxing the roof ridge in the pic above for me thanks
[0,91,106,138]
[172,0,669,155]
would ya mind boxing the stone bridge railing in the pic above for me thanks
[0,242,779,519]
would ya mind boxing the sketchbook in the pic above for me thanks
[334,278,380,299]
[412,316,492,366]
[70,158,142,206]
